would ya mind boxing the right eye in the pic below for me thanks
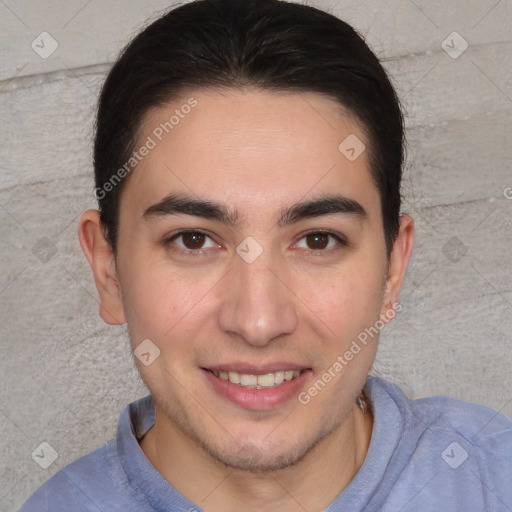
[164,229,220,256]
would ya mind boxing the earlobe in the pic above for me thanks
[78,210,126,325]
[380,214,415,318]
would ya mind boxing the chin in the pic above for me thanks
[149,378,353,473]
[196,439,311,472]
[185,413,344,473]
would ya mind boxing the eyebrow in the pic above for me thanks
[142,193,367,227]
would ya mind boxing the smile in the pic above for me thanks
[208,369,303,389]
[202,366,311,409]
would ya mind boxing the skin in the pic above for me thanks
[78,88,414,512]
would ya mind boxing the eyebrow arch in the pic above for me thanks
[277,193,367,228]
[142,193,367,227]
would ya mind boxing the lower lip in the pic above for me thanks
[202,369,311,410]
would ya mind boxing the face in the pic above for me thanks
[84,88,411,472]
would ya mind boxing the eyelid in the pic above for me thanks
[293,229,348,251]
[165,229,220,255]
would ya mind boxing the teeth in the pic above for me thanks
[211,369,303,388]
[257,373,275,387]
[240,374,258,386]
[274,371,285,385]
[228,371,240,384]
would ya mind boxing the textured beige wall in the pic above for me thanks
[1,1,511,510]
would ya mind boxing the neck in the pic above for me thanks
[139,394,373,512]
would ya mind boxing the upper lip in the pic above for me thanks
[203,363,310,374]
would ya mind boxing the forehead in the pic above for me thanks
[122,88,379,224]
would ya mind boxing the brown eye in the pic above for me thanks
[296,231,346,252]
[181,231,207,250]
[306,232,329,250]
[166,230,218,254]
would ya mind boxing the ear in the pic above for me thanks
[380,214,414,321]
[78,209,126,325]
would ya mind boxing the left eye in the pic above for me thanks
[296,231,345,251]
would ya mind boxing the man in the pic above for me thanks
[18,0,512,510]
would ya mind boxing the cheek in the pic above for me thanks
[118,260,178,340]
[119,257,219,347]
[298,259,385,341]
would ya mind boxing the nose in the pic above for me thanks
[217,246,299,347]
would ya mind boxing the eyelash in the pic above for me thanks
[164,229,347,257]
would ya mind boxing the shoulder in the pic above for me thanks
[366,377,512,508]
[405,383,512,480]
[17,441,116,511]
[367,376,512,444]
[17,396,156,512]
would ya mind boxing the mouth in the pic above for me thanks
[205,369,304,389]
[201,365,312,410]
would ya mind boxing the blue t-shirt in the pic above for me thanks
[17,377,512,511]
